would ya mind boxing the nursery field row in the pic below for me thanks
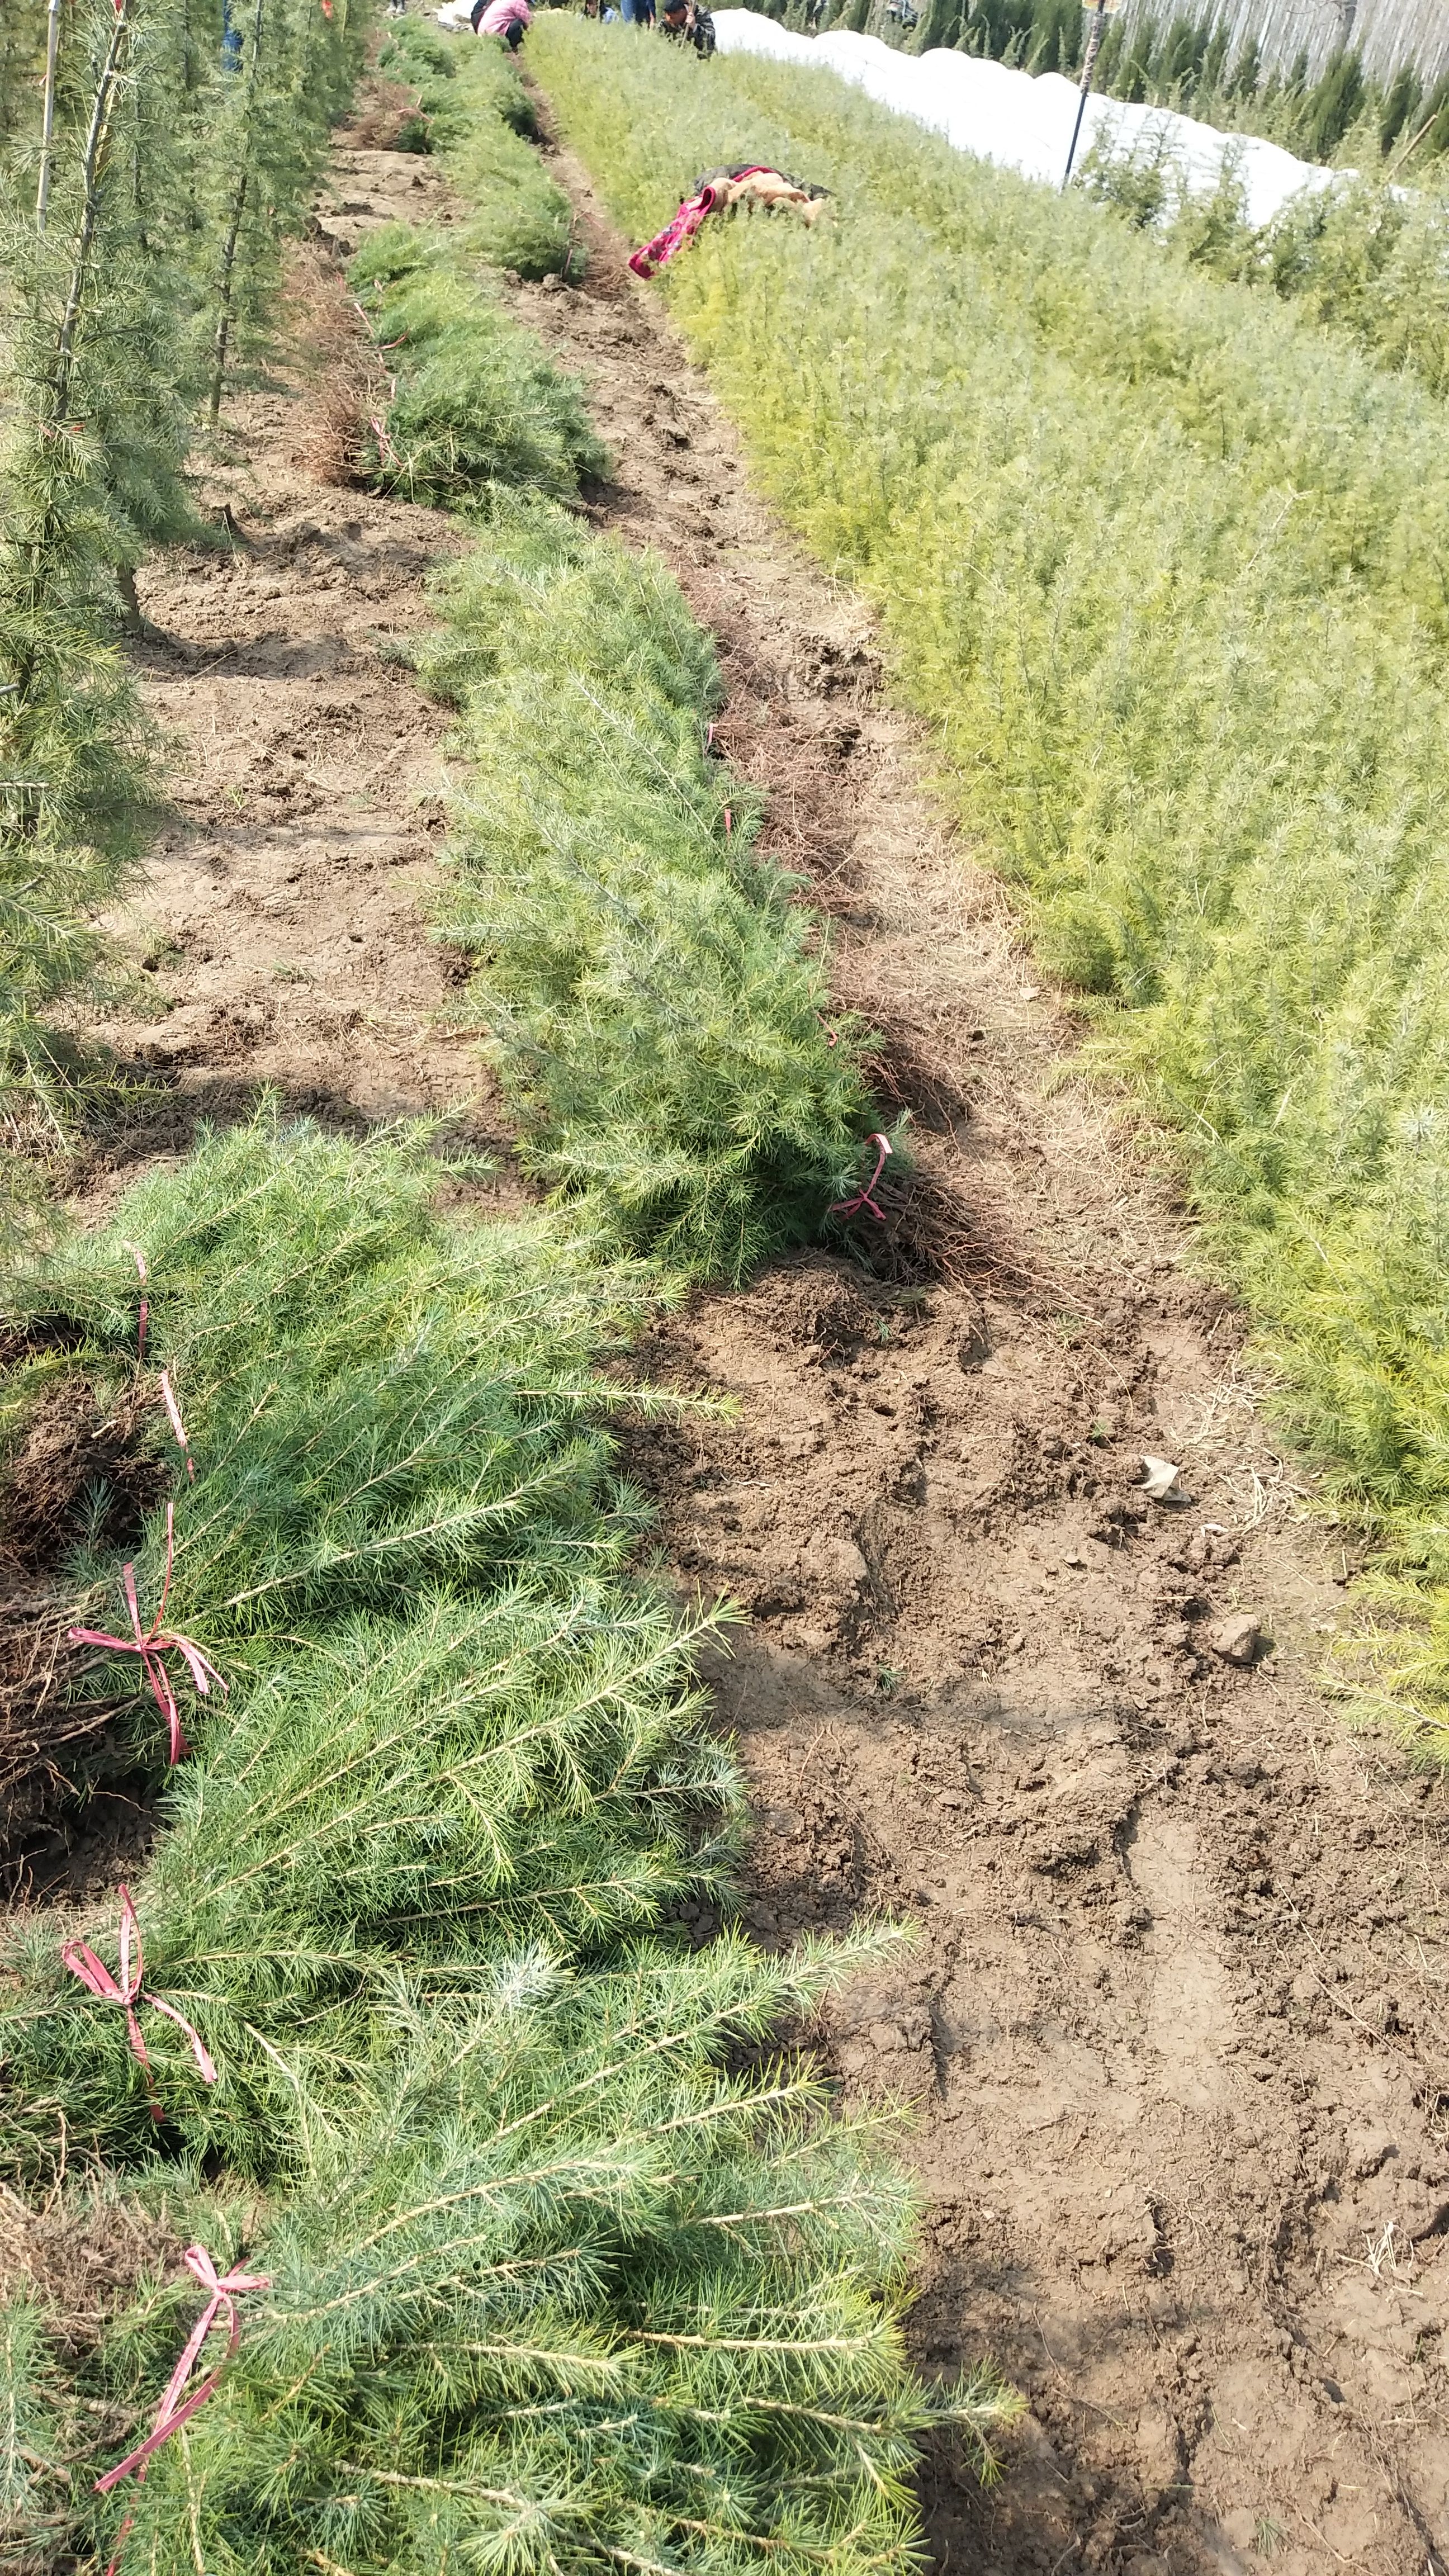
[530,12,1449,1745]
[4,1114,1017,2572]
[742,6,1449,397]
[0,31,1017,2574]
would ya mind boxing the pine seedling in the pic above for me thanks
[1,1581,746,2175]
[50,1945,1020,2576]
[0,0,203,1221]
[200,0,365,424]
[2,1105,733,1804]
[378,18,577,275]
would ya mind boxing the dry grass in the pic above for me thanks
[0,2174,183,2352]
[283,240,390,488]
[338,74,421,151]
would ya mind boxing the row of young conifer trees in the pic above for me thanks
[0,30,1019,2566]
[527,12,1449,1750]
[0,0,364,1233]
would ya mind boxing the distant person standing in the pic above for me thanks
[621,0,655,25]
[471,0,531,42]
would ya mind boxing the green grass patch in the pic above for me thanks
[529,14,1449,1751]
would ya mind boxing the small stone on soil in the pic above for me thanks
[1209,1613,1267,1663]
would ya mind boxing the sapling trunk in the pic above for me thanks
[207,0,267,429]
[207,170,250,427]
[52,0,140,423]
[35,0,63,232]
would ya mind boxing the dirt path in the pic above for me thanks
[77,146,500,1187]
[67,106,1449,2576]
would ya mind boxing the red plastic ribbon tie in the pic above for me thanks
[68,1502,226,1764]
[61,1886,217,2122]
[122,1243,148,1360]
[95,2246,270,2498]
[723,806,733,835]
[830,1131,893,1223]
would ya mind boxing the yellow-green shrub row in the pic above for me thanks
[532,13,1449,1746]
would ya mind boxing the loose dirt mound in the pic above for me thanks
[510,111,1449,2576]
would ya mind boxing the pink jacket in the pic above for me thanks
[477,0,530,28]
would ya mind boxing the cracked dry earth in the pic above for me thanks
[83,102,1449,2576]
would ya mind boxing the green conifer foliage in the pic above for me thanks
[378,17,576,276]
[415,498,877,1280]
[0,0,193,1221]
[2,1580,746,2172]
[525,17,1449,1743]
[0,0,367,1225]
[8,1948,1016,2575]
[198,0,366,423]
[351,223,607,501]
[1,1121,1020,2559]
[0,58,1024,2555]
[6,1110,673,1666]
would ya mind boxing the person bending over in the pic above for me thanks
[659,0,715,51]
[471,0,530,45]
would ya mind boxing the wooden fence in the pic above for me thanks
[1114,0,1449,88]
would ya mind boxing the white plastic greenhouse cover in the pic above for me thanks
[711,11,1339,230]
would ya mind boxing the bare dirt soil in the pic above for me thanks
[78,143,496,1182]
[45,98,1449,2576]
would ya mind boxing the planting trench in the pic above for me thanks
[38,101,1449,2576]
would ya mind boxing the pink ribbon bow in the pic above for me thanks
[96,2245,270,2498]
[61,1885,216,2122]
[68,1502,226,1764]
[830,1132,893,1222]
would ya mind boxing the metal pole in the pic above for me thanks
[1063,0,1107,188]
[35,0,63,231]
